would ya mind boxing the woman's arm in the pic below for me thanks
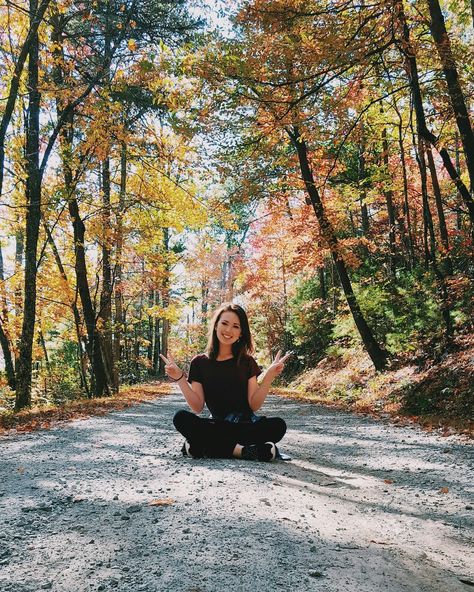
[177,377,205,414]
[248,351,291,411]
[160,353,205,413]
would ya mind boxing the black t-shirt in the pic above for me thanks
[188,353,262,418]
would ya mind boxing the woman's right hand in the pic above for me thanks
[159,353,183,380]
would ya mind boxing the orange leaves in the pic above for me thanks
[0,384,172,436]
[148,498,175,506]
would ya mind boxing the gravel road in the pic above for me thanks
[0,390,473,592]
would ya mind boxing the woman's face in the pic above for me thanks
[215,311,242,346]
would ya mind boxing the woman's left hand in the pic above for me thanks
[267,350,292,379]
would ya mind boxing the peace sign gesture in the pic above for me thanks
[267,350,292,379]
[159,352,184,381]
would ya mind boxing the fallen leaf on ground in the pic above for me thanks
[384,479,394,484]
[149,498,175,506]
[440,487,449,494]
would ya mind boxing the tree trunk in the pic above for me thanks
[159,228,171,375]
[417,139,453,339]
[42,216,89,395]
[15,230,24,316]
[38,326,50,373]
[152,291,161,375]
[97,4,115,392]
[201,282,209,323]
[290,127,388,370]
[70,193,109,397]
[133,259,145,382]
[358,132,370,235]
[51,13,109,398]
[15,0,42,410]
[123,308,131,380]
[0,322,16,390]
[0,244,16,390]
[133,324,140,383]
[99,157,115,393]
[113,142,127,388]
[427,0,474,190]
[426,147,453,275]
[147,290,154,373]
[396,112,415,267]
[160,314,170,375]
[319,264,327,301]
[395,0,474,223]
[416,138,436,267]
[455,131,463,230]
[0,0,51,204]
[381,122,398,273]
[61,140,109,397]
[330,261,338,313]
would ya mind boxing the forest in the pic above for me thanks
[0,0,473,426]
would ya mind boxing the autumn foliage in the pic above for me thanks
[0,0,473,422]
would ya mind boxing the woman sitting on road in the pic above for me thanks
[160,302,290,462]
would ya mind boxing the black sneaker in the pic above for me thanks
[241,444,259,460]
[257,442,278,462]
[241,442,278,462]
[181,440,204,459]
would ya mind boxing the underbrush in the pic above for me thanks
[0,365,84,414]
[279,334,474,435]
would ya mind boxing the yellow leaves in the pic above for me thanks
[145,305,179,323]
[180,52,197,74]
[127,39,137,52]
[56,1,70,14]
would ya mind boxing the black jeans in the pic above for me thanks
[173,409,287,458]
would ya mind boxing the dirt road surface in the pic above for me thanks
[1,391,473,592]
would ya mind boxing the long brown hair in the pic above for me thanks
[206,303,254,364]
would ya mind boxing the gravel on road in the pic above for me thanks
[0,391,473,592]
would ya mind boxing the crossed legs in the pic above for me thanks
[173,409,287,459]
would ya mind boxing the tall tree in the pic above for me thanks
[0,0,51,206]
[15,0,42,410]
[426,0,474,190]
[290,128,388,369]
[394,0,474,223]
[202,0,391,368]
[0,244,16,390]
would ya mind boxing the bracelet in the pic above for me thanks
[170,372,185,382]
